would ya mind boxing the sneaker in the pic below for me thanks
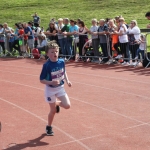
[122,61,127,65]
[46,126,54,136]
[132,62,137,66]
[130,62,135,66]
[134,56,138,60]
[56,105,60,113]
[124,62,130,66]
[115,55,122,59]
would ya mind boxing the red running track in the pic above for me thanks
[0,58,150,150]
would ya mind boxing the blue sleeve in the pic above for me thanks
[40,64,48,80]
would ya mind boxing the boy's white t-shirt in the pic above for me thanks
[119,24,128,43]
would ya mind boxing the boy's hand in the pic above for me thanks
[66,81,72,87]
[51,80,60,86]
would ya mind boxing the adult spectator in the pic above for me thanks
[145,12,150,28]
[97,19,109,63]
[0,24,5,55]
[68,19,79,58]
[89,19,99,62]
[127,20,140,66]
[61,18,70,56]
[32,12,40,24]
[114,18,129,65]
[12,23,21,55]
[23,22,34,55]
[77,21,88,60]
[57,18,64,54]
[45,22,58,42]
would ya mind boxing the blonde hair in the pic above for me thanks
[58,18,63,21]
[131,20,138,26]
[92,19,97,23]
[99,19,105,22]
[45,41,59,53]
[119,17,125,22]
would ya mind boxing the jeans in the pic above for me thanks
[66,37,73,56]
[136,48,144,59]
[58,38,64,55]
[63,38,67,56]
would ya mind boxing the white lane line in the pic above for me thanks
[0,97,91,150]
[0,70,149,100]
[0,63,149,85]
[0,79,150,127]
[49,134,102,148]
[123,122,150,130]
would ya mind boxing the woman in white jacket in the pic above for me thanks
[127,20,140,65]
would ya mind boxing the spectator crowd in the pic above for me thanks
[0,12,150,67]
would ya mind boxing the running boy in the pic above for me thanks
[40,40,72,136]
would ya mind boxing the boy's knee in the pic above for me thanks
[64,104,71,109]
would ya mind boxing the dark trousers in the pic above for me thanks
[0,42,5,54]
[129,44,139,62]
[100,43,109,62]
[9,42,14,52]
[120,42,129,62]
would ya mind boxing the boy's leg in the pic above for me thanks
[48,102,56,126]
[57,94,71,109]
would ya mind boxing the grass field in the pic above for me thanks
[0,0,150,29]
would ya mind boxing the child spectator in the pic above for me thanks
[135,34,146,61]
[40,40,72,136]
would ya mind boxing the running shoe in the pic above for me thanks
[56,105,60,113]
[46,126,54,136]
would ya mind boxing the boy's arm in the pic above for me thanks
[64,71,72,87]
[40,79,60,86]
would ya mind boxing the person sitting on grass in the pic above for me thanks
[40,40,72,136]
[145,11,150,28]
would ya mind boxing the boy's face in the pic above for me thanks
[47,48,59,62]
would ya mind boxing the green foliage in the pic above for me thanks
[0,0,149,29]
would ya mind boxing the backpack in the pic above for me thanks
[32,48,40,59]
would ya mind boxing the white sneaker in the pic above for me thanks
[115,55,122,59]
[122,61,127,65]
[134,56,138,60]
[130,62,135,66]
[124,62,130,66]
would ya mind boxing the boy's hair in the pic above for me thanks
[45,40,59,53]
[145,12,150,17]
